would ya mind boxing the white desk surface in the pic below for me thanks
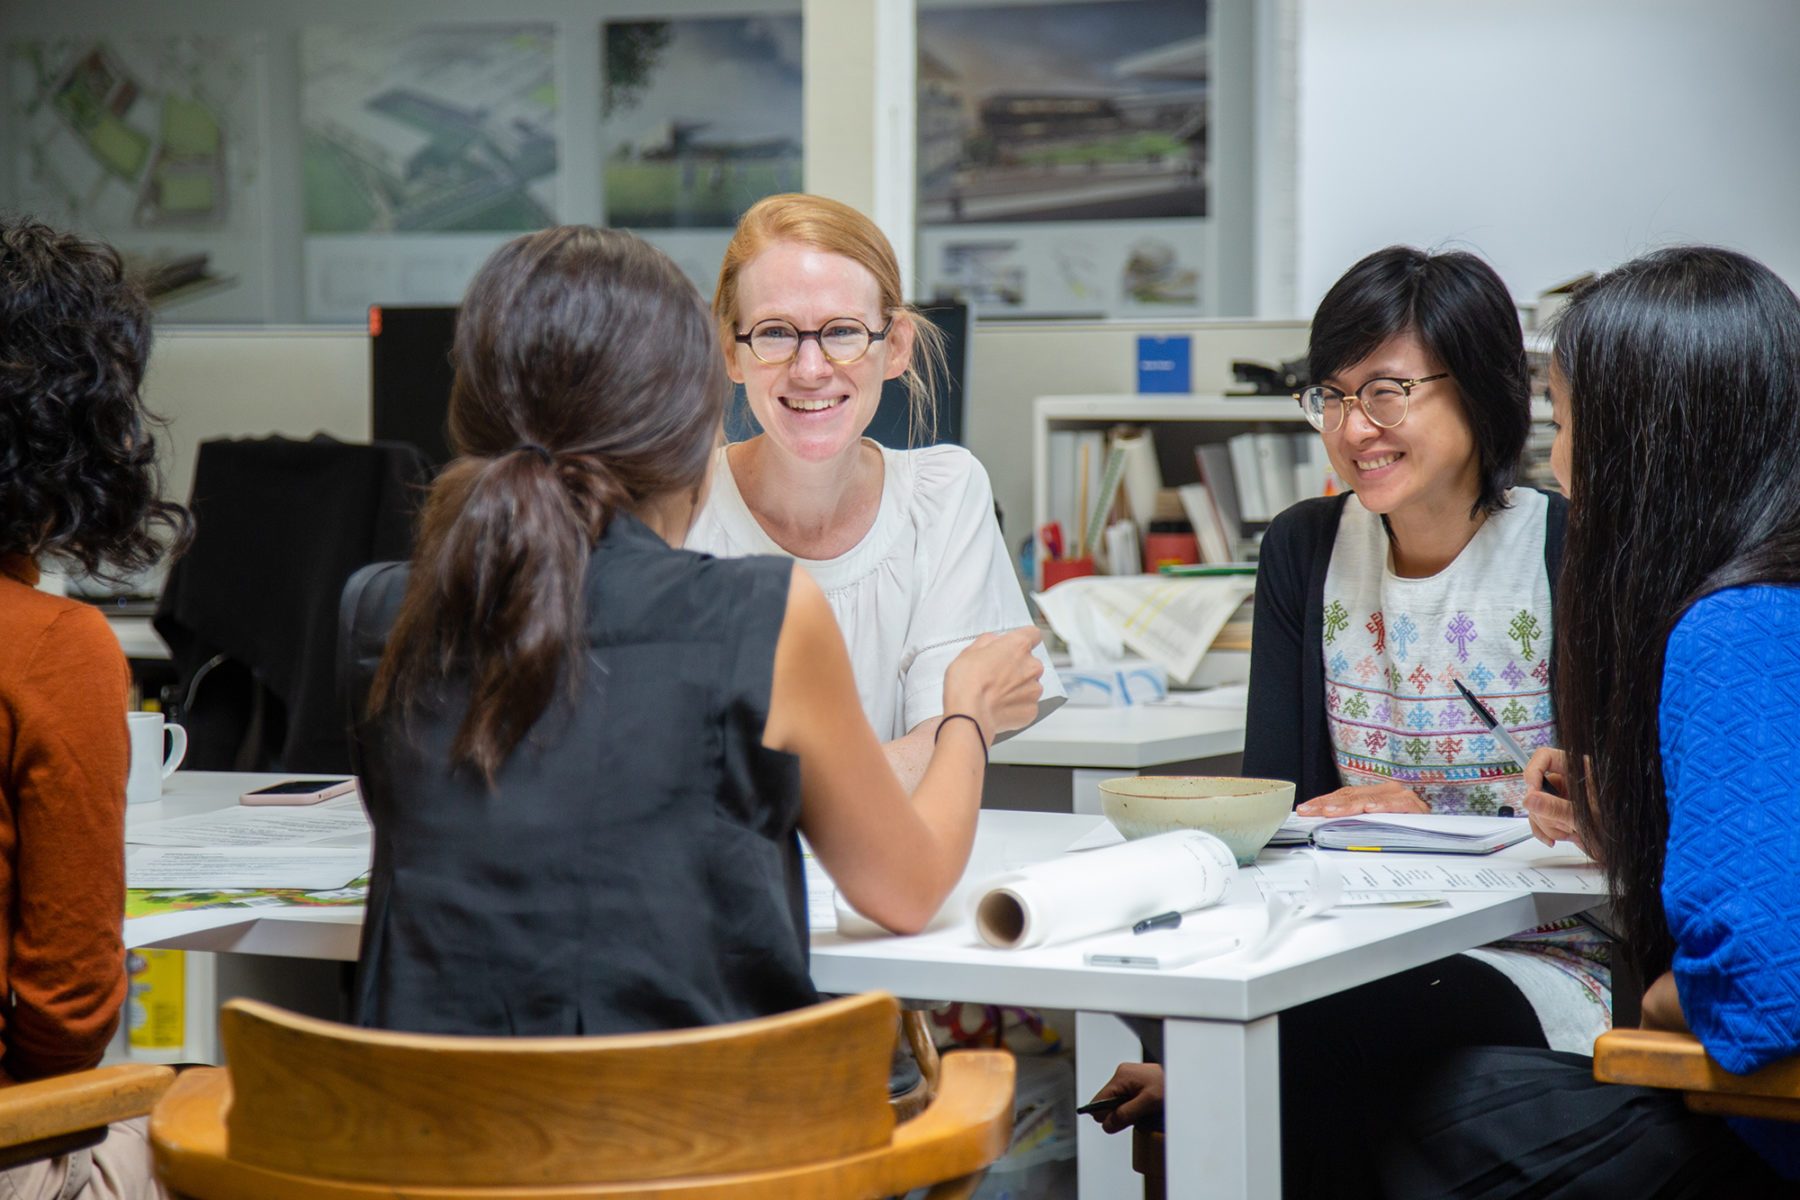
[991,702,1246,769]
[130,772,1597,1200]
[811,809,1591,1022]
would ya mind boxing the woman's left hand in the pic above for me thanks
[1296,781,1428,816]
[1640,970,1689,1034]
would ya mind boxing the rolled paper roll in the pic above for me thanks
[974,829,1237,950]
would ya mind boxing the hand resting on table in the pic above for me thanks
[1295,779,1428,817]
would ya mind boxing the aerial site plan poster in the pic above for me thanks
[300,24,559,320]
[8,35,270,321]
[917,0,1213,318]
[599,13,801,293]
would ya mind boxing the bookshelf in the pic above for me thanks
[1031,395,1309,587]
[1030,393,1556,588]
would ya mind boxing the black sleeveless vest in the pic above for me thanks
[339,514,815,1035]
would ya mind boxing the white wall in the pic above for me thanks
[1295,0,1800,309]
[142,327,370,505]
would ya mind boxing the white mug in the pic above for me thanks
[126,711,187,805]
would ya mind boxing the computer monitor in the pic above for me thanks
[371,300,971,467]
[369,305,458,469]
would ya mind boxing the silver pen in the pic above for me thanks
[1452,679,1535,771]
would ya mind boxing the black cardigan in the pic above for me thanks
[1241,490,1568,804]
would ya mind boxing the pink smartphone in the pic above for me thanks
[239,778,359,806]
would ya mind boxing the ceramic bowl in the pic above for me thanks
[1098,776,1296,865]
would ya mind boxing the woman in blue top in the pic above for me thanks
[1380,246,1800,1195]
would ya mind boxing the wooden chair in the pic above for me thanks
[891,1009,944,1122]
[0,1062,176,1171]
[1593,1028,1800,1122]
[150,992,1014,1199]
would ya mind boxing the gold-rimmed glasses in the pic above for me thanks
[1295,373,1449,432]
[734,316,894,366]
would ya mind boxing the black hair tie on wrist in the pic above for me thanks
[513,442,553,465]
[934,713,988,763]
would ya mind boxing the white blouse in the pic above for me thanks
[684,442,1064,741]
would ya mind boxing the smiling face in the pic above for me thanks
[1319,329,1481,526]
[726,240,913,467]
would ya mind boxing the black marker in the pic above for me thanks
[1132,910,1182,935]
[1077,1095,1128,1116]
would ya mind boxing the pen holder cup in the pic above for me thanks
[1040,556,1098,589]
[1099,776,1296,865]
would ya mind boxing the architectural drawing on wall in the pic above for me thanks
[1122,237,1199,305]
[937,240,1027,311]
[8,36,267,317]
[917,0,1210,319]
[299,25,558,320]
[600,16,802,231]
[917,0,1206,225]
[301,25,558,235]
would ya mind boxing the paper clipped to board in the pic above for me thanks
[973,829,1236,950]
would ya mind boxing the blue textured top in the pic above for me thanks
[1661,585,1800,1177]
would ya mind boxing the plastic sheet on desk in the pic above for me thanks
[1056,658,1167,707]
[1033,573,1254,686]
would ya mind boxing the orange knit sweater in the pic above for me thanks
[0,555,129,1084]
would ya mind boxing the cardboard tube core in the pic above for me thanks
[976,888,1029,948]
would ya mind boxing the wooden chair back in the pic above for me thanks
[1594,1028,1800,1123]
[151,992,1016,1199]
[0,1062,174,1170]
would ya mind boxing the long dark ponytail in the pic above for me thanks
[1554,246,1800,977]
[369,226,728,782]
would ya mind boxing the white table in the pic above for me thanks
[127,774,1597,1200]
[810,811,1595,1200]
[991,702,1248,813]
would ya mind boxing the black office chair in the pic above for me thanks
[155,434,430,773]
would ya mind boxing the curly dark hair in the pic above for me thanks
[0,217,190,581]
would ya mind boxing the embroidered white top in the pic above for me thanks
[1322,488,1554,813]
[684,441,1063,742]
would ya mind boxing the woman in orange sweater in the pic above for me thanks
[0,218,188,1198]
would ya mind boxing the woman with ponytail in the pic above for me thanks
[341,225,1043,1037]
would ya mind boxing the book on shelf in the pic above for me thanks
[1267,813,1533,855]
[1253,432,1297,516]
[1194,443,1244,557]
[1045,428,1107,556]
[1225,433,1269,521]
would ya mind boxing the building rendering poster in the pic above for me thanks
[298,24,559,320]
[600,16,802,232]
[918,0,1211,319]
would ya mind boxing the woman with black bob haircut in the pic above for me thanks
[340,225,1042,1037]
[1089,247,1596,1198]
[1378,247,1800,1194]
[1304,245,1531,520]
[0,216,188,1199]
